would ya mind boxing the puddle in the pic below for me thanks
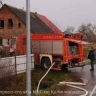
[70,67,84,72]
[90,72,96,77]
[80,78,89,84]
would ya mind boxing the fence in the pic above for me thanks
[0,54,34,77]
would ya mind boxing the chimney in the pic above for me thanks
[35,12,37,14]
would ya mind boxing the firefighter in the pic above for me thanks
[88,47,95,71]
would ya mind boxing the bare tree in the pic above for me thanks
[78,23,96,43]
[65,26,75,33]
[92,25,96,33]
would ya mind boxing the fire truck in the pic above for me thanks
[8,32,84,70]
[0,37,10,57]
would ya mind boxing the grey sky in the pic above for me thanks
[2,0,96,31]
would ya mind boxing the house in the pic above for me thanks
[0,4,62,38]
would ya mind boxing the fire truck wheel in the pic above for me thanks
[41,58,51,69]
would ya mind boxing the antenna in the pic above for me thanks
[22,7,24,10]
[0,0,3,6]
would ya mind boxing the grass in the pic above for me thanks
[83,44,96,59]
[0,68,78,96]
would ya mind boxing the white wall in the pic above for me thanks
[0,54,34,77]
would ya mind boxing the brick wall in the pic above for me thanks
[0,6,26,38]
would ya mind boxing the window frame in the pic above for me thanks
[8,19,13,28]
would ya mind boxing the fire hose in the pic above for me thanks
[59,82,88,96]
[36,60,94,96]
[36,62,55,93]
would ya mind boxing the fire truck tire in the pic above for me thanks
[41,58,51,69]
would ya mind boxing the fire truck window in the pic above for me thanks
[8,19,13,28]
[0,38,2,46]
[12,38,16,44]
[9,38,16,45]
[68,41,78,55]
[23,38,26,45]
[0,20,4,28]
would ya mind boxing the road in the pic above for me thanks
[57,65,96,96]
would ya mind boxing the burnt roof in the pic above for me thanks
[3,4,54,34]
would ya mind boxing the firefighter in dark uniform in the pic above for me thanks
[88,47,95,71]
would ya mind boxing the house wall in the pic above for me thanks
[0,6,26,38]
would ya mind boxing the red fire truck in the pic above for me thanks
[8,32,84,70]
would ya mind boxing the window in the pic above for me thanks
[0,20,4,28]
[8,19,13,28]
[18,23,21,28]
[0,38,2,46]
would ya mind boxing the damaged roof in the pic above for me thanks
[2,4,56,34]
[36,14,62,33]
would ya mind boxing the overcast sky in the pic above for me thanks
[2,0,96,31]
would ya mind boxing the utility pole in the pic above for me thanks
[26,0,31,96]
